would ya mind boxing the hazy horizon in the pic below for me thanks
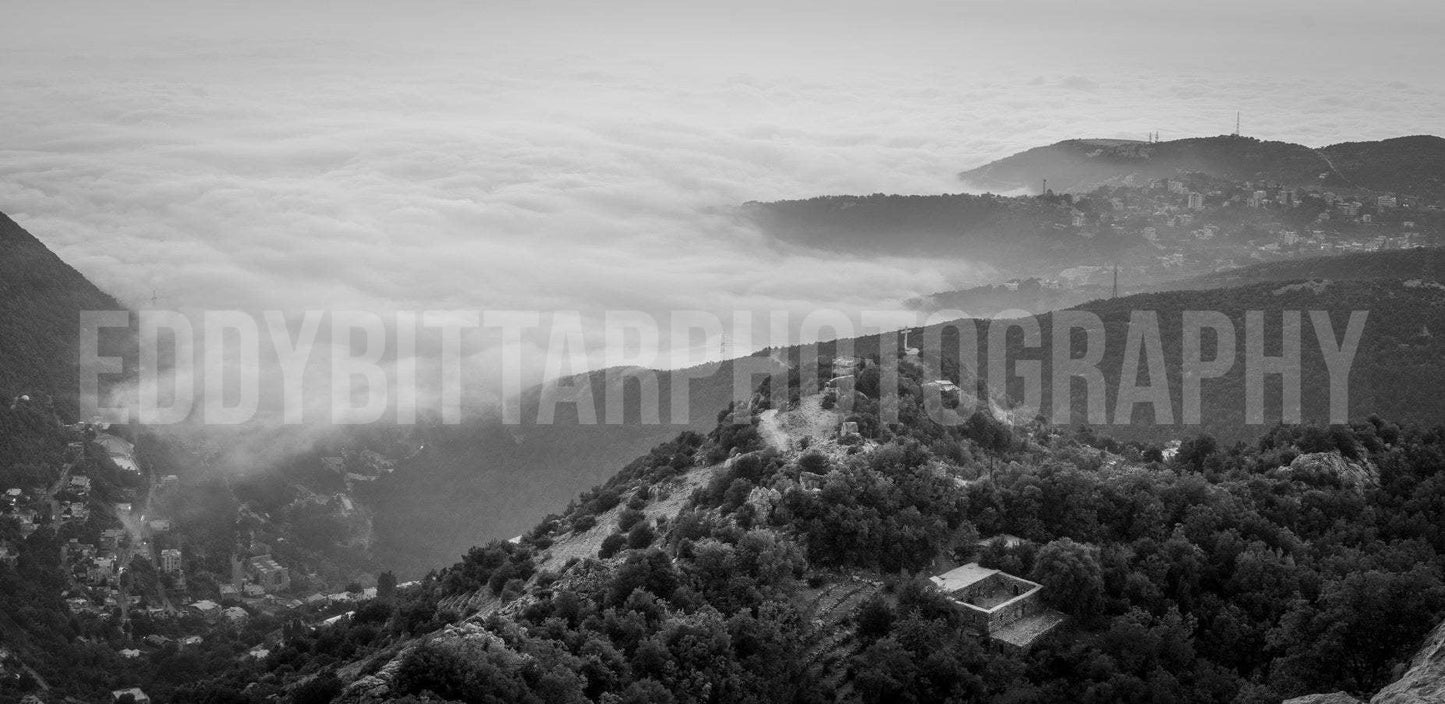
[4,0,1443,374]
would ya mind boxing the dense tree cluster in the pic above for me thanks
[383,522,811,704]
[254,411,1441,704]
[779,444,966,572]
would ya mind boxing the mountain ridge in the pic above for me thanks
[909,248,1445,316]
[377,271,1445,578]
[958,134,1445,203]
[0,211,130,419]
[196,332,1445,704]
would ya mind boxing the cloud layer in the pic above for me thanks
[3,0,1443,380]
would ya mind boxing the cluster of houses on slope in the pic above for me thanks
[214,551,293,603]
[1,486,39,535]
[189,554,405,622]
[1045,177,1440,287]
[2,441,93,540]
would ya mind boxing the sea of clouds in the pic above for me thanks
[3,0,1443,394]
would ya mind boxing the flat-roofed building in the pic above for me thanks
[931,563,1066,649]
[160,548,182,574]
[246,554,290,592]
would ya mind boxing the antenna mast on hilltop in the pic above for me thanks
[1112,264,1119,299]
[1234,111,1241,137]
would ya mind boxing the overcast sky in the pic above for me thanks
[3,0,1443,377]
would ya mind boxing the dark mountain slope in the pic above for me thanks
[0,211,129,419]
[958,134,1445,202]
[1156,247,1445,292]
[1320,135,1445,203]
[899,278,1445,445]
[959,135,1336,194]
[1040,278,1445,443]
[373,273,1445,576]
[371,359,785,576]
[173,332,1445,704]
[886,278,1445,444]
[909,248,1445,316]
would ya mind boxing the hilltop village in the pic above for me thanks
[905,174,1443,314]
[1039,173,1437,289]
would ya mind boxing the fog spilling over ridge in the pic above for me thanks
[8,4,1445,698]
[4,0,1444,382]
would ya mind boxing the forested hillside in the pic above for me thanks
[376,275,1445,576]
[0,211,130,419]
[983,279,1445,443]
[1316,136,1445,204]
[5,209,1444,703]
[910,248,1445,316]
[371,362,771,576]
[156,346,1445,704]
[1158,248,1445,292]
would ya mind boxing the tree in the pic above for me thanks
[376,570,397,603]
[1031,538,1104,617]
[572,513,598,533]
[1268,567,1445,694]
[617,508,646,532]
[966,411,1011,476]
[798,452,831,474]
[598,533,628,559]
[619,678,675,704]
[854,595,895,642]
[1176,433,1217,472]
[627,521,656,550]
[292,671,344,704]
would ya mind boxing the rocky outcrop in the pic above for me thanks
[746,485,782,519]
[1284,693,1361,704]
[1284,451,1378,490]
[1371,619,1445,704]
[338,621,525,704]
[336,640,416,704]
